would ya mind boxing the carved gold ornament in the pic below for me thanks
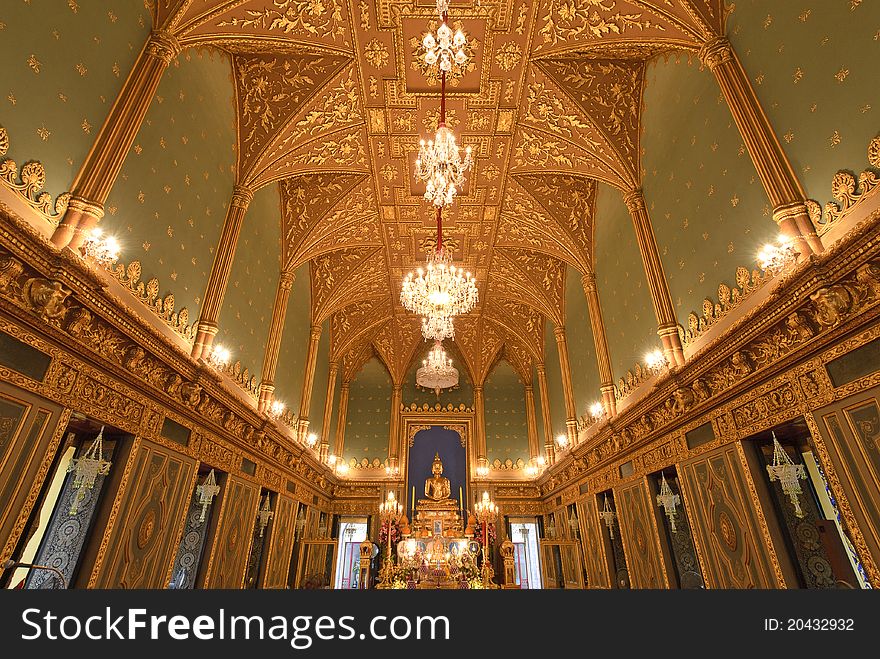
[0,126,70,225]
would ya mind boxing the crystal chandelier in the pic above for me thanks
[416,340,459,395]
[256,493,274,537]
[757,234,799,271]
[400,212,478,340]
[68,426,112,515]
[656,472,681,532]
[599,494,617,539]
[766,432,807,518]
[82,227,121,267]
[644,348,667,375]
[195,469,220,522]
[414,6,473,207]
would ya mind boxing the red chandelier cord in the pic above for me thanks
[435,9,449,254]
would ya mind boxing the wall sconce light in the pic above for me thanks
[207,344,231,370]
[555,433,568,450]
[82,228,121,267]
[195,468,220,522]
[269,400,286,419]
[644,349,667,375]
[656,472,681,532]
[757,234,799,271]
[589,401,605,421]
[599,494,617,539]
[766,432,807,518]
[306,432,318,448]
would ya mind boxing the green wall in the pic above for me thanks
[593,184,658,380]
[640,53,769,327]
[103,48,237,319]
[543,318,567,439]
[217,183,281,377]
[0,0,149,196]
[484,360,530,466]
[564,265,601,414]
[274,261,312,414]
[402,340,474,409]
[343,357,391,465]
[730,0,880,199]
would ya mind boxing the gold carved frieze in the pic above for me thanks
[0,125,70,226]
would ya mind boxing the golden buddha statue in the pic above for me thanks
[424,452,452,501]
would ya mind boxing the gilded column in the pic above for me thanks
[580,272,619,416]
[621,190,686,368]
[536,363,555,464]
[388,383,403,471]
[333,382,350,458]
[524,385,540,460]
[699,36,823,256]
[191,184,254,360]
[52,30,181,250]
[553,326,578,446]
[297,324,323,441]
[474,385,488,472]
[258,270,295,412]
[319,360,339,461]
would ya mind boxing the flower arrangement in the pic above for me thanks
[378,520,401,553]
[472,521,496,547]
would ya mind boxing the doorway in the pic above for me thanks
[334,518,368,589]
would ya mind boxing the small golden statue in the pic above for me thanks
[424,452,452,501]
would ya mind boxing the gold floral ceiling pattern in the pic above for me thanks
[144,0,725,382]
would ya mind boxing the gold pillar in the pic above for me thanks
[536,363,555,464]
[524,385,540,460]
[621,190,686,368]
[581,273,618,416]
[296,324,323,441]
[388,383,403,471]
[52,30,181,250]
[334,382,350,458]
[553,326,578,446]
[191,185,254,360]
[319,361,339,461]
[699,36,823,256]
[474,385,488,470]
[258,270,295,412]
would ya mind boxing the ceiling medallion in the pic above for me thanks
[416,339,459,395]
[414,5,473,208]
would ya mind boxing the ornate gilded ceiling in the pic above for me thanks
[142,0,725,384]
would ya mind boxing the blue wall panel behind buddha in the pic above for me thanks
[406,427,467,516]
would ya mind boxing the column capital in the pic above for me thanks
[581,271,597,292]
[67,195,105,222]
[698,35,732,71]
[391,383,403,393]
[328,360,339,374]
[230,184,254,210]
[340,381,351,391]
[309,324,322,340]
[536,362,546,376]
[622,188,646,214]
[145,30,181,66]
[473,385,484,394]
[279,270,296,290]
[524,384,534,393]
[553,325,566,341]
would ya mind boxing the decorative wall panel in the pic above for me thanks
[679,443,783,588]
[203,474,260,589]
[0,383,67,562]
[576,496,611,589]
[92,438,197,588]
[811,387,880,584]
[262,494,297,589]
[615,478,670,588]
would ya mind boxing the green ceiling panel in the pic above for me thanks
[402,340,474,409]
[274,261,311,413]
[730,0,880,199]
[641,54,770,329]
[485,360,529,466]
[593,183,658,380]
[216,183,281,378]
[543,318,567,440]
[343,357,391,465]
[102,48,237,323]
[0,0,150,196]
[564,265,601,416]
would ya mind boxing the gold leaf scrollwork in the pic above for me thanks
[809,136,880,235]
[0,126,70,226]
[108,259,196,343]
[219,360,260,400]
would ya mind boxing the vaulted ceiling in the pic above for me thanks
[140,0,725,385]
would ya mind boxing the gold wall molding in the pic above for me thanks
[0,126,70,226]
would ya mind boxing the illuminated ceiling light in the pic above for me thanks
[589,401,605,420]
[421,22,469,76]
[82,227,121,267]
[644,349,667,375]
[757,234,799,271]
[306,432,318,448]
[416,126,473,208]
[555,433,568,450]
[207,344,231,370]
[416,339,459,395]
[421,313,455,342]
[269,400,286,419]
